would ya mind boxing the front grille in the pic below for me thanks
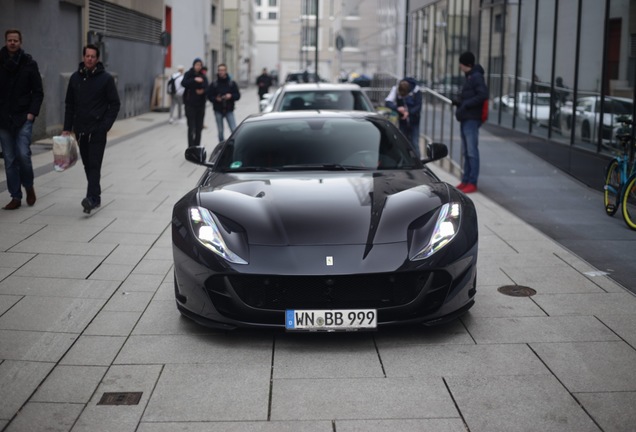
[204,271,452,324]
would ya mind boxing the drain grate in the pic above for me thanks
[97,392,143,406]
[497,285,537,297]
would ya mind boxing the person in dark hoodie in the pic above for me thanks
[0,29,44,210]
[385,77,423,158]
[452,51,488,194]
[181,58,209,147]
[207,63,241,143]
[62,43,120,214]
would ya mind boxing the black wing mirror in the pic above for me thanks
[184,146,210,166]
[421,142,448,163]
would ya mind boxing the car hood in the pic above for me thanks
[197,171,447,246]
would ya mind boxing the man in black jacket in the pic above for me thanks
[0,29,44,210]
[181,58,209,147]
[452,51,488,194]
[62,44,120,214]
[207,64,241,142]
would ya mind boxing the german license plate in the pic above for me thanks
[285,309,377,331]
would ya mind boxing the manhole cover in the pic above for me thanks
[97,392,143,406]
[497,285,537,297]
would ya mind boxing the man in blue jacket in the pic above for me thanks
[0,29,44,210]
[452,51,488,194]
[62,44,121,213]
[385,77,423,158]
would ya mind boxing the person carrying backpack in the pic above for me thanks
[168,65,185,124]
[452,51,489,194]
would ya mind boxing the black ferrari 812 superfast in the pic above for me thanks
[172,111,478,331]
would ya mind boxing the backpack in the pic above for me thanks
[481,99,489,123]
[167,76,177,95]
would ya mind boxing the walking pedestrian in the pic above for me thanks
[62,43,121,213]
[182,58,208,147]
[168,65,185,123]
[452,51,488,194]
[256,67,272,100]
[207,63,241,142]
[384,78,423,158]
[0,29,44,210]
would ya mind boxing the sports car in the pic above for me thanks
[172,111,478,331]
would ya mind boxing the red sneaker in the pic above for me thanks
[462,183,478,193]
[456,182,467,190]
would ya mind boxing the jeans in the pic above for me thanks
[399,119,421,158]
[77,131,107,205]
[214,111,237,142]
[169,95,183,120]
[460,119,481,185]
[0,121,34,200]
[185,105,205,147]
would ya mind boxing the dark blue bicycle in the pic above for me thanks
[603,116,635,216]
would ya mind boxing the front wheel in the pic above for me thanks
[603,159,621,216]
[621,174,636,230]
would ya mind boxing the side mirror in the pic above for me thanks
[422,142,448,163]
[184,146,209,166]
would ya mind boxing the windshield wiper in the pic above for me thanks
[219,166,280,172]
[280,163,368,171]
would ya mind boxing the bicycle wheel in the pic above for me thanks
[603,159,621,216]
[621,174,636,230]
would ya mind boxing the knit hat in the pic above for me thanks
[192,58,203,66]
[459,52,475,67]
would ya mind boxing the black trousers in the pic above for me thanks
[77,131,107,203]
[185,105,205,147]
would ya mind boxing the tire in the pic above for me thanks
[603,159,621,216]
[621,174,636,230]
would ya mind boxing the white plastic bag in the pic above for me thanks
[52,135,79,172]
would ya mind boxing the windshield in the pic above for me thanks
[215,117,420,171]
[280,90,374,111]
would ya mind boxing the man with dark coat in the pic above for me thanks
[0,29,44,210]
[207,63,241,142]
[256,68,272,100]
[62,44,121,213]
[385,77,423,157]
[452,51,488,194]
[181,58,208,147]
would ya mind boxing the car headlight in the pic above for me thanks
[411,202,461,260]
[189,206,248,264]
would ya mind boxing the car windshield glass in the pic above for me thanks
[215,117,419,171]
[281,91,373,111]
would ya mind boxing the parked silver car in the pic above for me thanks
[259,83,376,113]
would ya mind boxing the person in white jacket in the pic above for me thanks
[168,65,185,123]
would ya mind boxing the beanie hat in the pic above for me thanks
[459,52,475,67]
[192,57,203,66]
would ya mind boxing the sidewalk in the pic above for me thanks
[0,86,635,432]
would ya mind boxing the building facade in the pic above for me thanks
[408,0,636,190]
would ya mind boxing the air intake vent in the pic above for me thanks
[89,0,162,44]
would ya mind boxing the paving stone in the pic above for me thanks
[336,419,468,432]
[374,320,472,347]
[531,341,636,392]
[136,421,335,432]
[0,275,119,298]
[132,300,211,335]
[447,374,600,432]
[595,313,636,347]
[83,310,141,336]
[0,296,105,332]
[0,330,77,362]
[463,315,620,344]
[498,264,606,294]
[0,295,21,315]
[381,343,550,377]
[31,365,108,403]
[89,263,134,281]
[0,252,35,268]
[467,286,547,317]
[103,244,149,265]
[0,360,55,419]
[533,292,636,316]
[3,402,84,432]
[142,364,271,422]
[60,335,127,366]
[12,254,103,279]
[576,392,636,432]
[8,239,116,256]
[103,289,153,312]
[271,377,458,421]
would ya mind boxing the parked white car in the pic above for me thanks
[558,96,632,143]
[493,92,552,126]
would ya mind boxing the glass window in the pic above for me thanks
[268,12,277,20]
[269,0,277,6]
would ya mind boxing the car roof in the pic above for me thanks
[280,82,364,91]
[243,110,382,123]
